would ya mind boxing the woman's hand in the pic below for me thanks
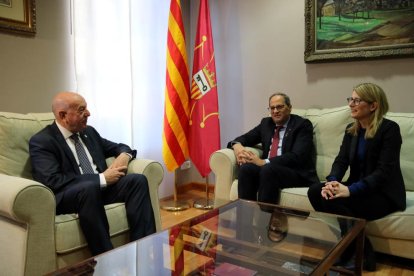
[321,181,350,200]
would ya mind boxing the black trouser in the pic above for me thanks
[56,174,156,255]
[307,182,396,221]
[238,163,306,204]
[308,182,397,265]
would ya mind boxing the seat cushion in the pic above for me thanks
[366,191,414,240]
[280,188,414,242]
[230,180,239,200]
[55,203,128,254]
[279,187,313,210]
[230,184,315,211]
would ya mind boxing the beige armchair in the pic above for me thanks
[0,112,164,276]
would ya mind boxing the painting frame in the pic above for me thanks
[304,0,414,63]
[0,0,36,35]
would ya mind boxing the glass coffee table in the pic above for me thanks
[49,199,365,275]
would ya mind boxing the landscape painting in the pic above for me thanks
[305,0,414,62]
[0,0,36,35]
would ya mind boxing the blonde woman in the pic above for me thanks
[308,83,406,271]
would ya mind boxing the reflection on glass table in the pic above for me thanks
[49,199,365,276]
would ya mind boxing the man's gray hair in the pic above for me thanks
[269,92,291,107]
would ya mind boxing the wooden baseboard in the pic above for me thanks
[177,182,215,194]
[160,182,215,201]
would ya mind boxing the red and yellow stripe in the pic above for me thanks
[169,225,185,275]
[163,0,190,172]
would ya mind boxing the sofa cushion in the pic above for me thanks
[302,106,353,181]
[230,179,238,201]
[366,191,414,240]
[281,188,414,241]
[280,188,414,241]
[55,203,128,254]
[279,187,313,210]
[0,112,54,179]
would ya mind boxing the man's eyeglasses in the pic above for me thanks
[346,97,365,106]
[268,105,285,112]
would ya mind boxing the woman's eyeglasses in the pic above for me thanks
[346,97,365,105]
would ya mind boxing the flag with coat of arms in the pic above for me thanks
[189,0,220,178]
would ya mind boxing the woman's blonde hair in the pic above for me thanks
[347,83,389,138]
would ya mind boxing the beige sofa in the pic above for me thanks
[0,112,164,276]
[211,106,414,260]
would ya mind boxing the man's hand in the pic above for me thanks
[232,144,265,166]
[103,166,128,185]
[109,152,131,172]
[244,151,266,166]
[232,143,250,165]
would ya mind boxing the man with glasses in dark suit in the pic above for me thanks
[228,92,318,204]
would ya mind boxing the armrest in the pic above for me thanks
[0,174,56,275]
[210,147,263,201]
[210,149,237,201]
[127,159,164,232]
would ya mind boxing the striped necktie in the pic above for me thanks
[70,134,95,174]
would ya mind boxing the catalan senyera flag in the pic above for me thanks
[163,0,190,172]
[189,0,220,177]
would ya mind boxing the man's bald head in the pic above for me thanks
[52,92,85,117]
[52,91,90,133]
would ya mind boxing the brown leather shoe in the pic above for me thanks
[267,211,288,242]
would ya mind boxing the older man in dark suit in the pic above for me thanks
[228,92,318,204]
[29,91,155,256]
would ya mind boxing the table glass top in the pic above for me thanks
[50,199,364,275]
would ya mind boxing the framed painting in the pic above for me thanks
[304,0,414,63]
[0,0,36,35]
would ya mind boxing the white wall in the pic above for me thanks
[177,0,414,186]
[1,0,413,191]
[199,0,414,149]
[0,0,76,113]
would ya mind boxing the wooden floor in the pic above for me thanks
[160,190,414,276]
[160,189,214,230]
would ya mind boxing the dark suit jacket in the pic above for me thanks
[29,122,136,205]
[328,118,406,211]
[227,114,318,184]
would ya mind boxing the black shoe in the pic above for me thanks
[334,236,377,272]
[363,237,376,271]
[363,250,376,271]
[334,254,376,272]
[334,257,355,270]
[334,258,376,272]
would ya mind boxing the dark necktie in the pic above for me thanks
[269,126,283,158]
[70,134,95,174]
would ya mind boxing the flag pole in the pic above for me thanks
[193,174,214,209]
[160,171,190,211]
[174,171,178,201]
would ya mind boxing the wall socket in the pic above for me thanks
[181,160,191,170]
